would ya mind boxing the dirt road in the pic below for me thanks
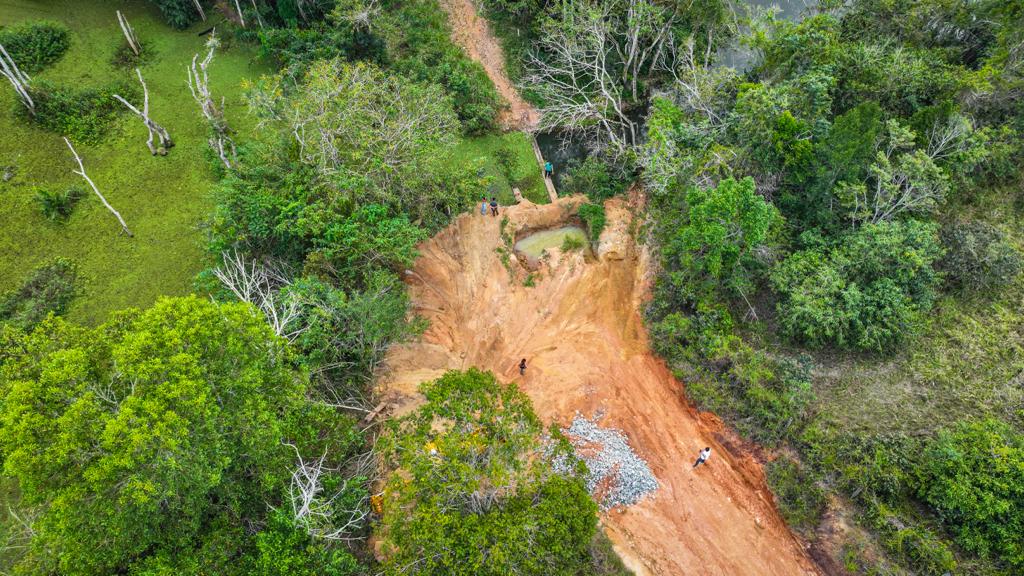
[437,0,540,131]
[380,196,821,575]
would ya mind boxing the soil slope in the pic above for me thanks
[380,196,821,575]
[438,0,540,130]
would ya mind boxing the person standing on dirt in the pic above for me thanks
[481,195,488,216]
[693,447,711,469]
[544,161,553,179]
[519,358,527,376]
[490,197,499,217]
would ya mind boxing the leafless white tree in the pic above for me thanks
[520,0,676,156]
[838,121,950,225]
[116,10,141,56]
[0,43,34,115]
[0,504,39,563]
[114,68,174,155]
[658,36,737,129]
[285,444,370,542]
[926,113,976,164]
[187,31,236,169]
[213,250,306,342]
[64,137,133,237]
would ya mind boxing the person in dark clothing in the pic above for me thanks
[519,358,527,376]
[490,197,499,217]
[693,447,711,469]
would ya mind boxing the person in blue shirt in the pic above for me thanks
[544,161,553,179]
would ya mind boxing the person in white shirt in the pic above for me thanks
[693,447,711,469]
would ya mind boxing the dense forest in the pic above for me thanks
[1,0,1022,574]
[481,0,1024,572]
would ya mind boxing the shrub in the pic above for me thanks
[28,80,138,144]
[771,220,942,352]
[864,503,958,575]
[915,419,1024,569]
[111,39,155,69]
[385,0,500,134]
[939,221,1021,294]
[560,156,630,202]
[34,185,85,221]
[148,0,202,29]
[0,258,78,330]
[561,234,585,251]
[0,20,70,74]
[766,457,826,533]
[494,144,521,185]
[577,202,606,243]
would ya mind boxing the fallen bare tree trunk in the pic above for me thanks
[116,10,140,56]
[114,69,174,156]
[64,137,133,237]
[0,43,34,115]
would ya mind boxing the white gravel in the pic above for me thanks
[562,413,659,510]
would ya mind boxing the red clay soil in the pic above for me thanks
[379,195,822,575]
[437,0,541,131]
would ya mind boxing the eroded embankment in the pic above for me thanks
[379,196,820,576]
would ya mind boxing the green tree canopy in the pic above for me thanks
[666,177,781,294]
[0,296,363,575]
[377,369,598,575]
[915,419,1024,569]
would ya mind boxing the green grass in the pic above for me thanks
[454,131,548,206]
[0,0,269,325]
[802,190,1024,439]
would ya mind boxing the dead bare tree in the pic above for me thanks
[64,137,133,237]
[838,120,950,225]
[187,31,236,169]
[0,43,34,115]
[116,10,141,56]
[520,0,676,157]
[658,36,736,129]
[213,250,306,341]
[114,68,174,155]
[285,443,371,542]
[191,0,207,21]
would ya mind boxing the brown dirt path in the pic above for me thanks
[438,0,540,131]
[379,195,822,576]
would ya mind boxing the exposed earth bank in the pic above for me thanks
[437,0,540,131]
[379,195,821,575]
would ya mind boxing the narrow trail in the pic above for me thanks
[438,0,540,131]
[380,196,821,576]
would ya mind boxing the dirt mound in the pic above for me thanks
[379,196,821,575]
[438,0,540,131]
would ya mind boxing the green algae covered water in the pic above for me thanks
[514,226,588,259]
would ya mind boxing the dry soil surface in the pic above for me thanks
[379,196,821,576]
[437,0,541,131]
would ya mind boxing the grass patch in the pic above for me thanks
[453,131,547,206]
[0,0,269,325]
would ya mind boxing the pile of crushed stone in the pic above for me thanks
[562,413,659,510]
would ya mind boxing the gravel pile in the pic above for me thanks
[564,414,659,510]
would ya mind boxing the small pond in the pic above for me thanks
[514,226,588,259]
